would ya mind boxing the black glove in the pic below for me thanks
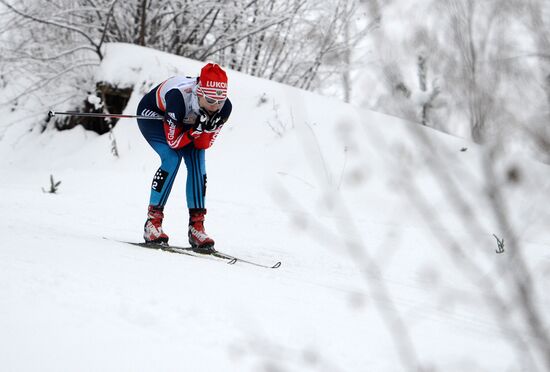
[195,109,223,132]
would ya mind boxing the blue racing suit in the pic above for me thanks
[136,76,232,209]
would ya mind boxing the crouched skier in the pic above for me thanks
[136,63,232,252]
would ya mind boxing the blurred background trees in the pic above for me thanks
[360,0,550,162]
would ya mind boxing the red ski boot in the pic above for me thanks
[143,205,169,244]
[188,208,215,252]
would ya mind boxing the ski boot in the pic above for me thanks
[188,208,215,253]
[143,205,169,244]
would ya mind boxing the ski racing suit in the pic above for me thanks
[137,76,232,209]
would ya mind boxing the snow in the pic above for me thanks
[1,43,550,372]
[87,94,102,110]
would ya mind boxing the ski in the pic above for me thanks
[210,251,282,269]
[106,238,281,269]
[121,241,237,264]
[172,245,281,268]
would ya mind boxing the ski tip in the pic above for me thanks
[272,262,282,269]
[227,258,237,265]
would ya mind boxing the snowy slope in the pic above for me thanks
[1,43,549,372]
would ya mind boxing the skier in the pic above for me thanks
[136,63,232,252]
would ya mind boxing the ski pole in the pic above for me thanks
[47,110,163,122]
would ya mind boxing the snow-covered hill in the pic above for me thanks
[1,43,549,372]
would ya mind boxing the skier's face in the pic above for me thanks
[198,94,225,115]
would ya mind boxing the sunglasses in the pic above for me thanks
[197,87,226,106]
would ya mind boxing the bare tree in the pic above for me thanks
[1,0,373,111]
[362,0,550,165]
[0,0,118,111]
[521,0,550,162]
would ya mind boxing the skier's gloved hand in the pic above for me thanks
[194,110,208,132]
[196,109,223,133]
[205,112,223,132]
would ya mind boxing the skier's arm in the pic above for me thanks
[193,99,232,149]
[162,89,197,149]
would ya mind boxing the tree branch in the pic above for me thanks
[97,0,120,57]
[199,15,291,60]
[0,0,101,54]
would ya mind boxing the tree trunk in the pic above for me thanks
[138,0,147,46]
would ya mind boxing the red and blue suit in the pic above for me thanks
[137,76,232,209]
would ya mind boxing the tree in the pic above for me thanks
[0,0,374,113]
[360,0,549,163]
[0,0,116,111]
[521,0,550,162]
